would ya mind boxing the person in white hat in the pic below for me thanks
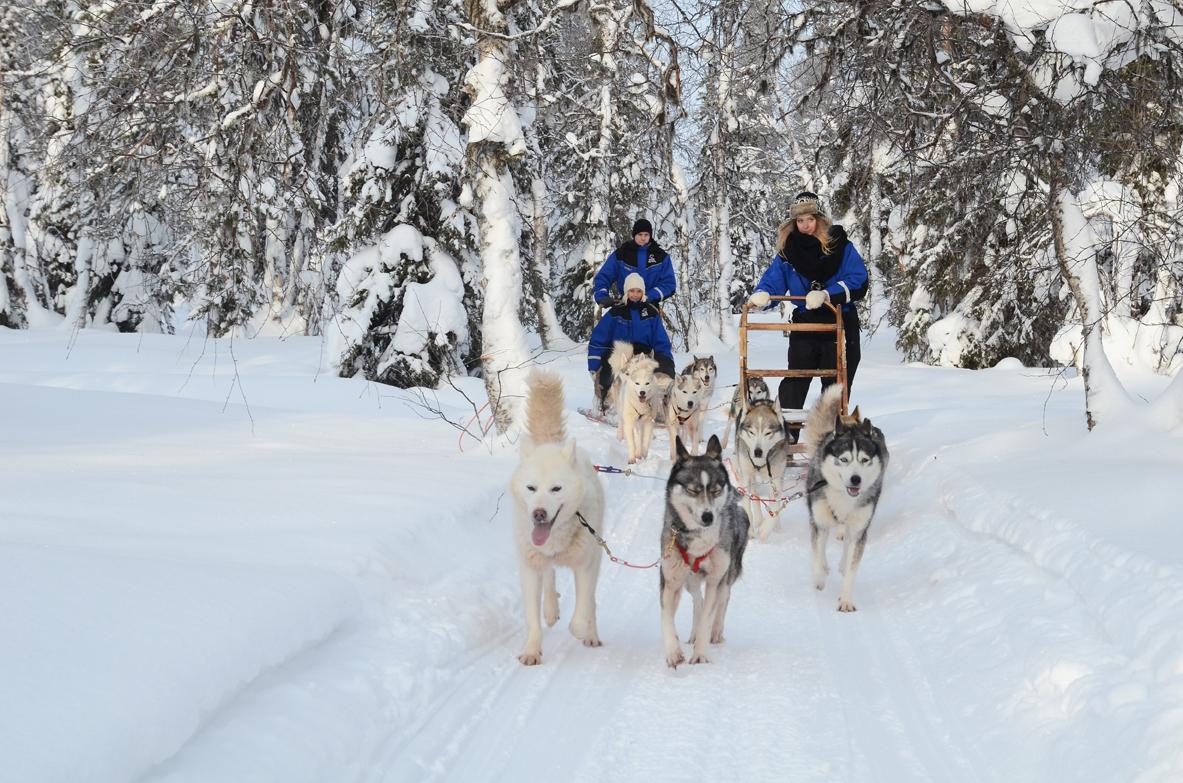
[588,272,675,411]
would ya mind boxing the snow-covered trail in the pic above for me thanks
[3,328,1180,783]
[376,392,1162,783]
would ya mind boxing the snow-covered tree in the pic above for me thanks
[690,0,797,345]
[535,0,682,341]
[321,0,482,390]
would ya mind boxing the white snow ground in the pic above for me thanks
[1,321,1180,783]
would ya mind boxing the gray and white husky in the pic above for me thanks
[720,376,772,450]
[660,435,749,668]
[733,399,790,540]
[680,355,717,404]
[804,383,888,612]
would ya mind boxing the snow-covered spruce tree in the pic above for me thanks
[792,2,1183,426]
[0,2,363,334]
[172,1,349,336]
[326,0,479,389]
[789,3,1061,368]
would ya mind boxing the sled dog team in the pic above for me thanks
[511,368,889,668]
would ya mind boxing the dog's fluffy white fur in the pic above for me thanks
[609,341,664,463]
[510,370,606,664]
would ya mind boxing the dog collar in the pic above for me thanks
[674,405,694,424]
[675,541,715,573]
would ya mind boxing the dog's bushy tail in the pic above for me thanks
[525,370,566,445]
[608,340,634,376]
[801,383,845,453]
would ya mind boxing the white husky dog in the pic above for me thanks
[803,383,888,612]
[666,372,705,460]
[609,341,663,463]
[510,370,607,664]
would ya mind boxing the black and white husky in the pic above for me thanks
[804,384,888,612]
[660,435,749,667]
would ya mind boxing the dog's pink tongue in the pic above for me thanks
[532,522,553,546]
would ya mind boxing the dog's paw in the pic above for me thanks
[837,598,857,612]
[582,635,602,648]
[688,651,711,665]
[835,524,846,541]
[758,518,776,542]
[710,632,725,645]
[544,595,560,627]
[518,650,543,666]
[666,648,686,669]
[568,616,588,640]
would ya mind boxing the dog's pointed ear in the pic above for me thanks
[520,436,536,456]
[861,417,874,432]
[705,434,722,460]
[834,413,844,432]
[675,436,690,462]
[850,405,861,421]
[561,439,577,464]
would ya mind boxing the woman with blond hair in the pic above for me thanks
[746,191,868,427]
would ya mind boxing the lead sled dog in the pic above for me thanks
[510,370,606,664]
[802,383,888,612]
[660,435,749,668]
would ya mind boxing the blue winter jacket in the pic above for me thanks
[593,240,677,306]
[754,227,868,321]
[587,301,673,372]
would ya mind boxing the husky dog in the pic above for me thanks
[681,355,717,405]
[801,383,863,452]
[660,435,749,668]
[720,376,772,450]
[733,399,790,540]
[666,372,705,460]
[609,341,663,463]
[804,383,888,612]
[510,370,607,664]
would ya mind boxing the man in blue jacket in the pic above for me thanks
[589,273,676,412]
[593,219,677,307]
[747,192,868,419]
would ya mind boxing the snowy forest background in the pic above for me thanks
[3,0,1182,430]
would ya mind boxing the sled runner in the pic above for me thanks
[739,295,849,468]
[577,406,616,427]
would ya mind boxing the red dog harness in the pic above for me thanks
[675,542,715,573]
